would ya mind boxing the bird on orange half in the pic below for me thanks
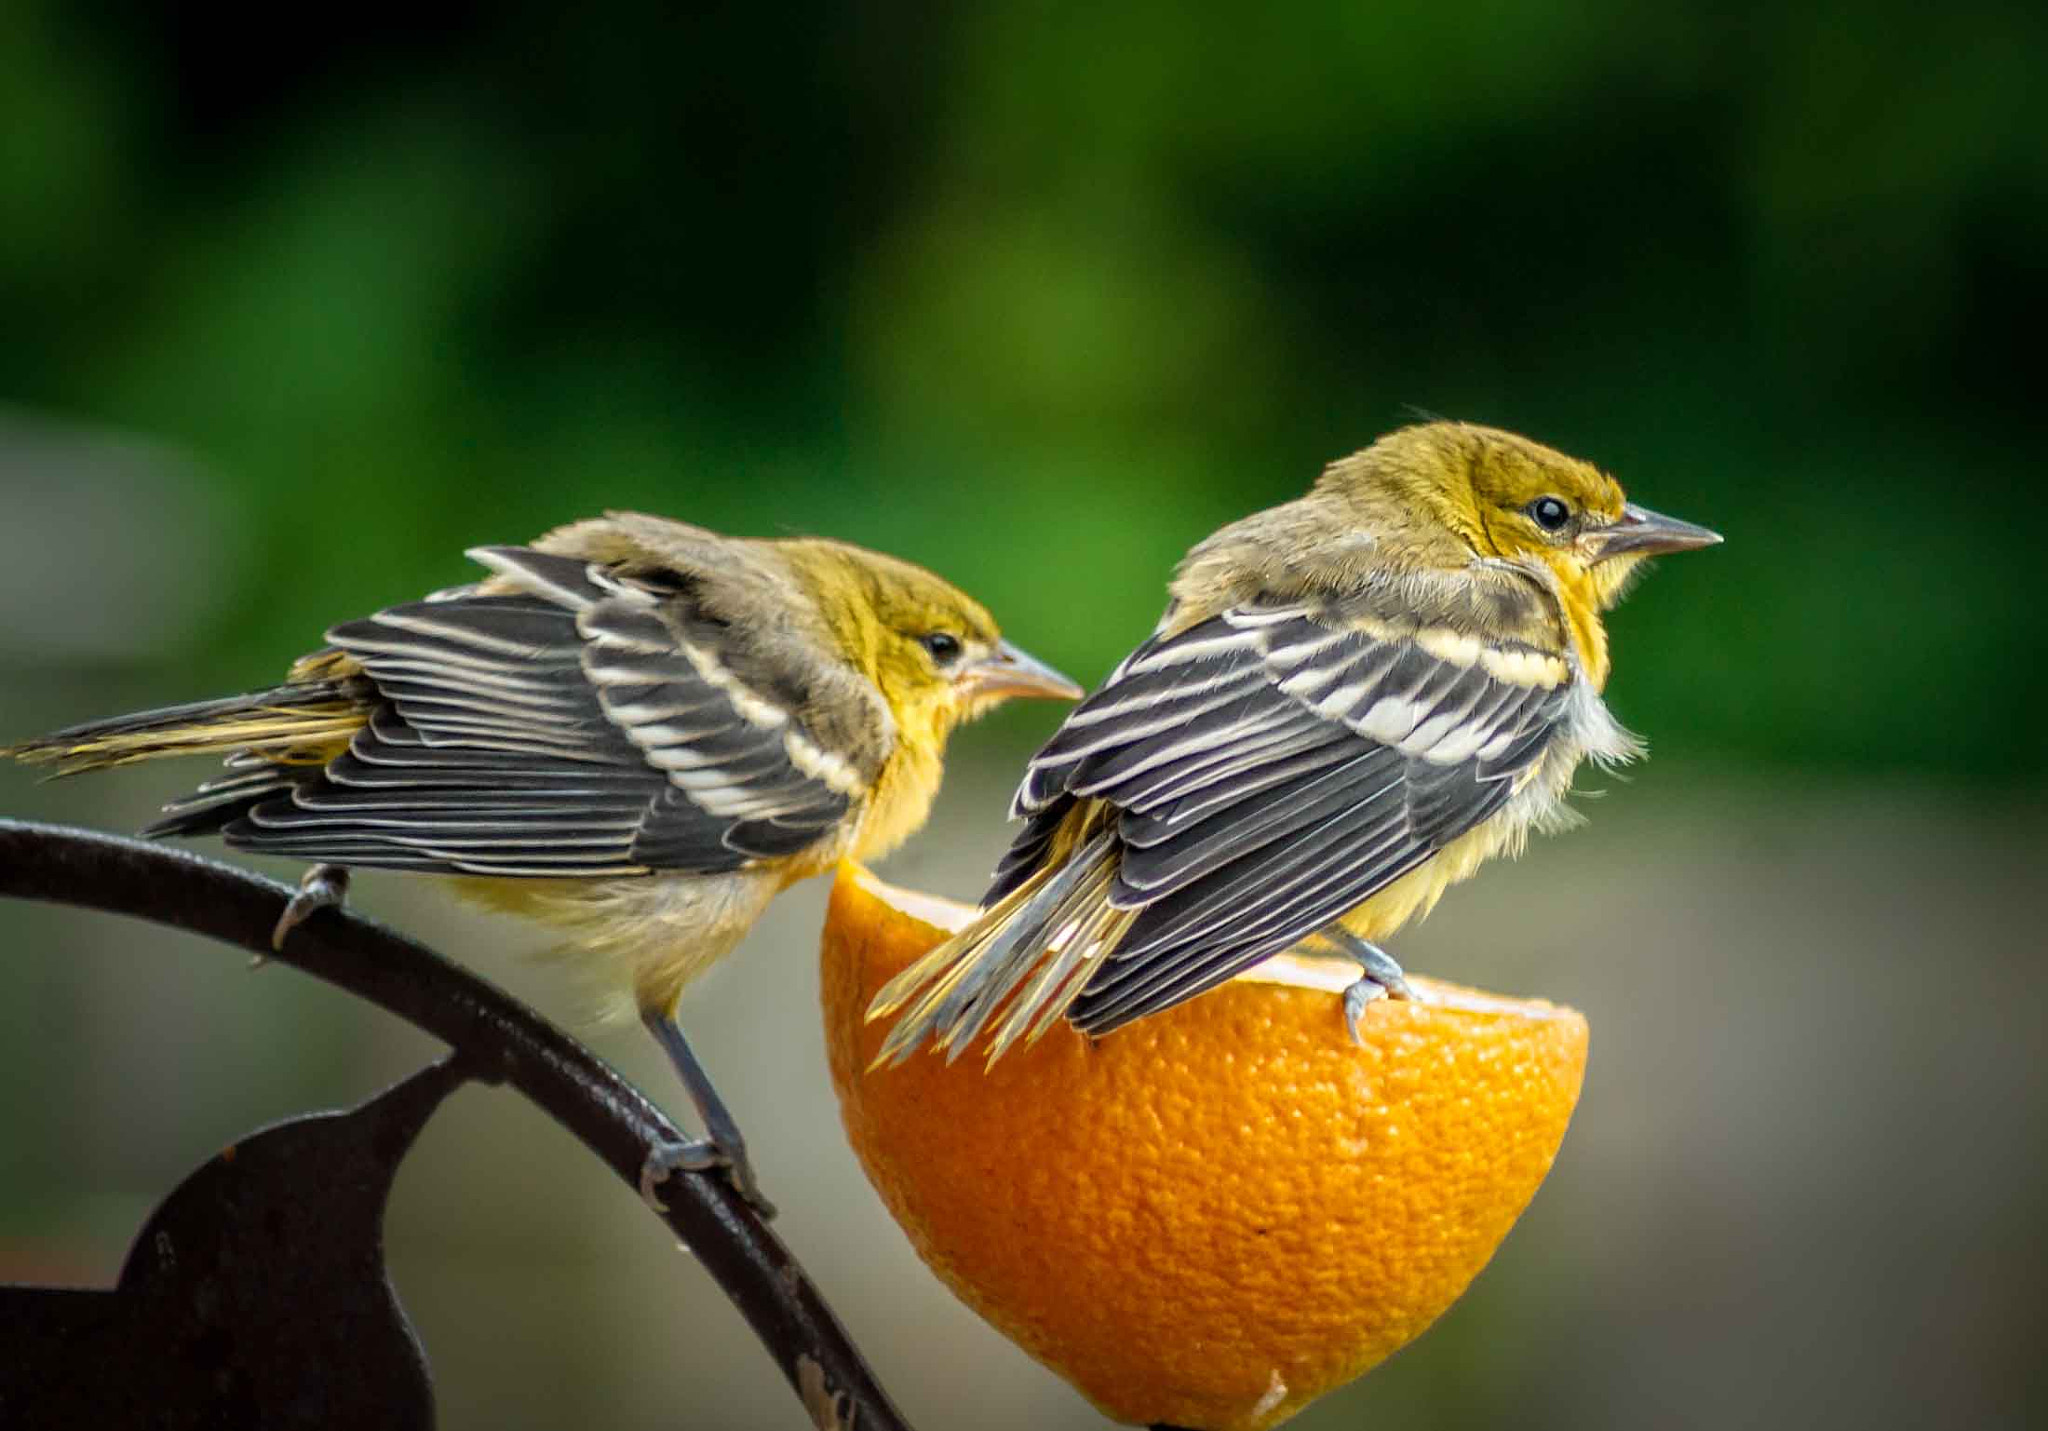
[5,513,1080,1211]
[870,421,1720,1067]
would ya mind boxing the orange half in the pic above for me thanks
[823,864,1589,1431]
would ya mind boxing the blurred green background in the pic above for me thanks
[2,4,2043,1428]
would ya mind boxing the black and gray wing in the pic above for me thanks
[217,547,876,878]
[997,602,1577,1035]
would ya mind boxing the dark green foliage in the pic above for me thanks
[3,2,2042,780]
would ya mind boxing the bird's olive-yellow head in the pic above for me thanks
[1321,421,1721,611]
[785,541,1080,742]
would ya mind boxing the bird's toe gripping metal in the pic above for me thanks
[639,1135,777,1221]
[268,863,353,956]
[640,1135,732,1208]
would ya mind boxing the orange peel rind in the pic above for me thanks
[823,863,1589,1430]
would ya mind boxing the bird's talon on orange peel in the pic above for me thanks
[1341,977,1385,1046]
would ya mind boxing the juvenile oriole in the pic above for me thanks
[6,512,1080,1210]
[870,421,1720,1067]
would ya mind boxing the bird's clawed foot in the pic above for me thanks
[640,1010,777,1220]
[1322,928,1414,1046]
[266,863,352,957]
[639,1134,777,1221]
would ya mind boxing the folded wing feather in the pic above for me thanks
[984,603,1573,1037]
[223,546,865,878]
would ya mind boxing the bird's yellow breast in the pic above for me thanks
[849,732,947,867]
[1540,559,1613,690]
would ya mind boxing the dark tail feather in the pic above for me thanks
[4,681,365,778]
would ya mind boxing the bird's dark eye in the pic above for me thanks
[1528,496,1572,533]
[920,632,963,665]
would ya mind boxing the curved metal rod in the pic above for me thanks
[0,818,907,1431]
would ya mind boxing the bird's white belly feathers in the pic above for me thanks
[452,866,784,1019]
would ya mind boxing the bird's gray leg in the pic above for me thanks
[1319,925,1415,1046]
[267,864,352,955]
[638,1011,776,1220]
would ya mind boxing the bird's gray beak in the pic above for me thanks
[960,641,1084,702]
[1588,503,1724,561]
